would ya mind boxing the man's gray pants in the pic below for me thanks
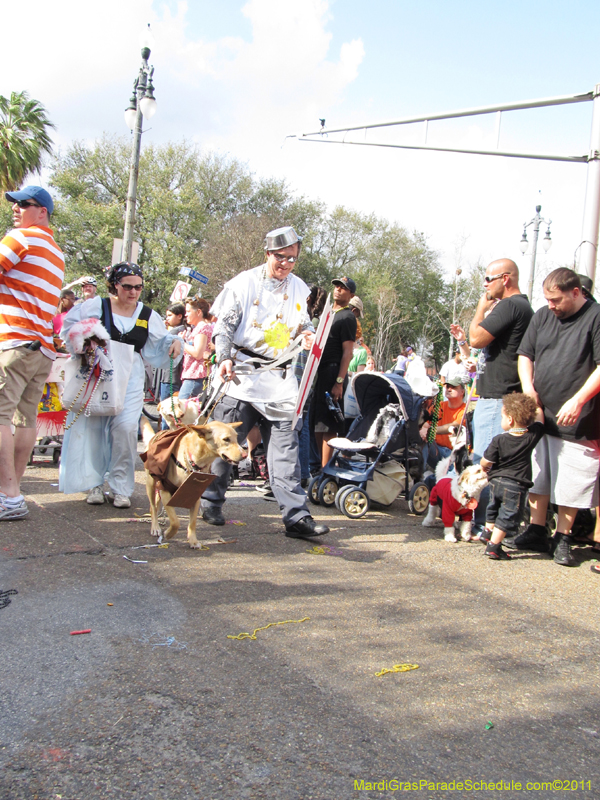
[201,395,310,527]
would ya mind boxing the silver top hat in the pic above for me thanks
[264,226,302,251]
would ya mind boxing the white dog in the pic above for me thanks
[422,456,488,543]
[157,396,200,430]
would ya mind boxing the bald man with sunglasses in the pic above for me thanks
[466,258,533,537]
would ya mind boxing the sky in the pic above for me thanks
[2,0,599,306]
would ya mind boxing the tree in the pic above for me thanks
[48,134,456,365]
[0,91,55,191]
[50,137,251,302]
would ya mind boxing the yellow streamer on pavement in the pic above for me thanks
[375,663,419,677]
[307,545,327,555]
[227,617,310,641]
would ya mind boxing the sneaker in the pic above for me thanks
[513,523,550,553]
[552,533,577,567]
[263,489,277,502]
[484,541,511,560]
[112,494,131,509]
[470,524,485,540]
[255,481,272,494]
[0,497,28,520]
[478,528,492,544]
[87,486,105,505]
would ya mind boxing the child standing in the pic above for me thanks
[480,393,545,560]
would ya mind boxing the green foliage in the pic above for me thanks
[48,135,482,363]
[0,91,55,192]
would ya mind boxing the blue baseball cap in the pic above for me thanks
[5,185,54,214]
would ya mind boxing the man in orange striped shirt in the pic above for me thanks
[0,186,64,520]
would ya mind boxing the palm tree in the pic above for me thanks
[0,91,55,192]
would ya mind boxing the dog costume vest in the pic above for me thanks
[140,427,194,494]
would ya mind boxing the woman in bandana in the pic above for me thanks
[59,263,182,508]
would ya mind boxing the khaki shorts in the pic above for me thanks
[531,434,600,508]
[0,347,51,428]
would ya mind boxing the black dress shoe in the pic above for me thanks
[202,506,225,526]
[285,516,329,539]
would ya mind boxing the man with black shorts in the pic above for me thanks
[312,276,357,467]
[468,258,533,535]
[517,268,600,565]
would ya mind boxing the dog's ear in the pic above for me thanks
[190,424,213,438]
[229,421,243,428]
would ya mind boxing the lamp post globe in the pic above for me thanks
[520,204,552,302]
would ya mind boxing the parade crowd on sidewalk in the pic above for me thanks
[2,186,600,573]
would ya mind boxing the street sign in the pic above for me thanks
[179,267,209,285]
[112,238,139,265]
[170,281,192,303]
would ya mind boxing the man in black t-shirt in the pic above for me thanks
[312,276,357,466]
[517,268,600,566]
[468,258,533,533]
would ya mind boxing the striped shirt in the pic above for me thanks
[0,225,65,359]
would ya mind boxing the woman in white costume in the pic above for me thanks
[59,262,182,508]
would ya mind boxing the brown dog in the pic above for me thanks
[140,417,245,548]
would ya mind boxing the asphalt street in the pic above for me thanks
[2,449,600,800]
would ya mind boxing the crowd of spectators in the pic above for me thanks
[2,188,600,567]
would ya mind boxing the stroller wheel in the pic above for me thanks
[334,486,347,512]
[408,482,430,515]
[307,475,322,505]
[318,478,338,507]
[339,486,370,519]
[546,505,558,535]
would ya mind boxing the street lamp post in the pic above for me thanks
[122,25,157,263]
[519,205,552,302]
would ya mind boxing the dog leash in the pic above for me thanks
[455,380,476,450]
[231,335,304,375]
[168,354,177,423]
[195,377,231,425]
[195,335,304,424]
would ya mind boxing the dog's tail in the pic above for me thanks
[435,456,452,482]
[140,416,156,448]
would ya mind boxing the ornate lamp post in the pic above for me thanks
[122,25,157,263]
[519,205,552,302]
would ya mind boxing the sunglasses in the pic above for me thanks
[119,282,143,292]
[270,253,298,264]
[484,273,507,284]
[15,200,42,209]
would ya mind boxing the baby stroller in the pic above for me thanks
[308,372,430,519]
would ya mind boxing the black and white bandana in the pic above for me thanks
[108,262,144,285]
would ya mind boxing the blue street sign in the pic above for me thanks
[179,267,208,284]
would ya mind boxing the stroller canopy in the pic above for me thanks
[352,372,423,422]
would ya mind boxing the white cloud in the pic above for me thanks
[0,0,591,288]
